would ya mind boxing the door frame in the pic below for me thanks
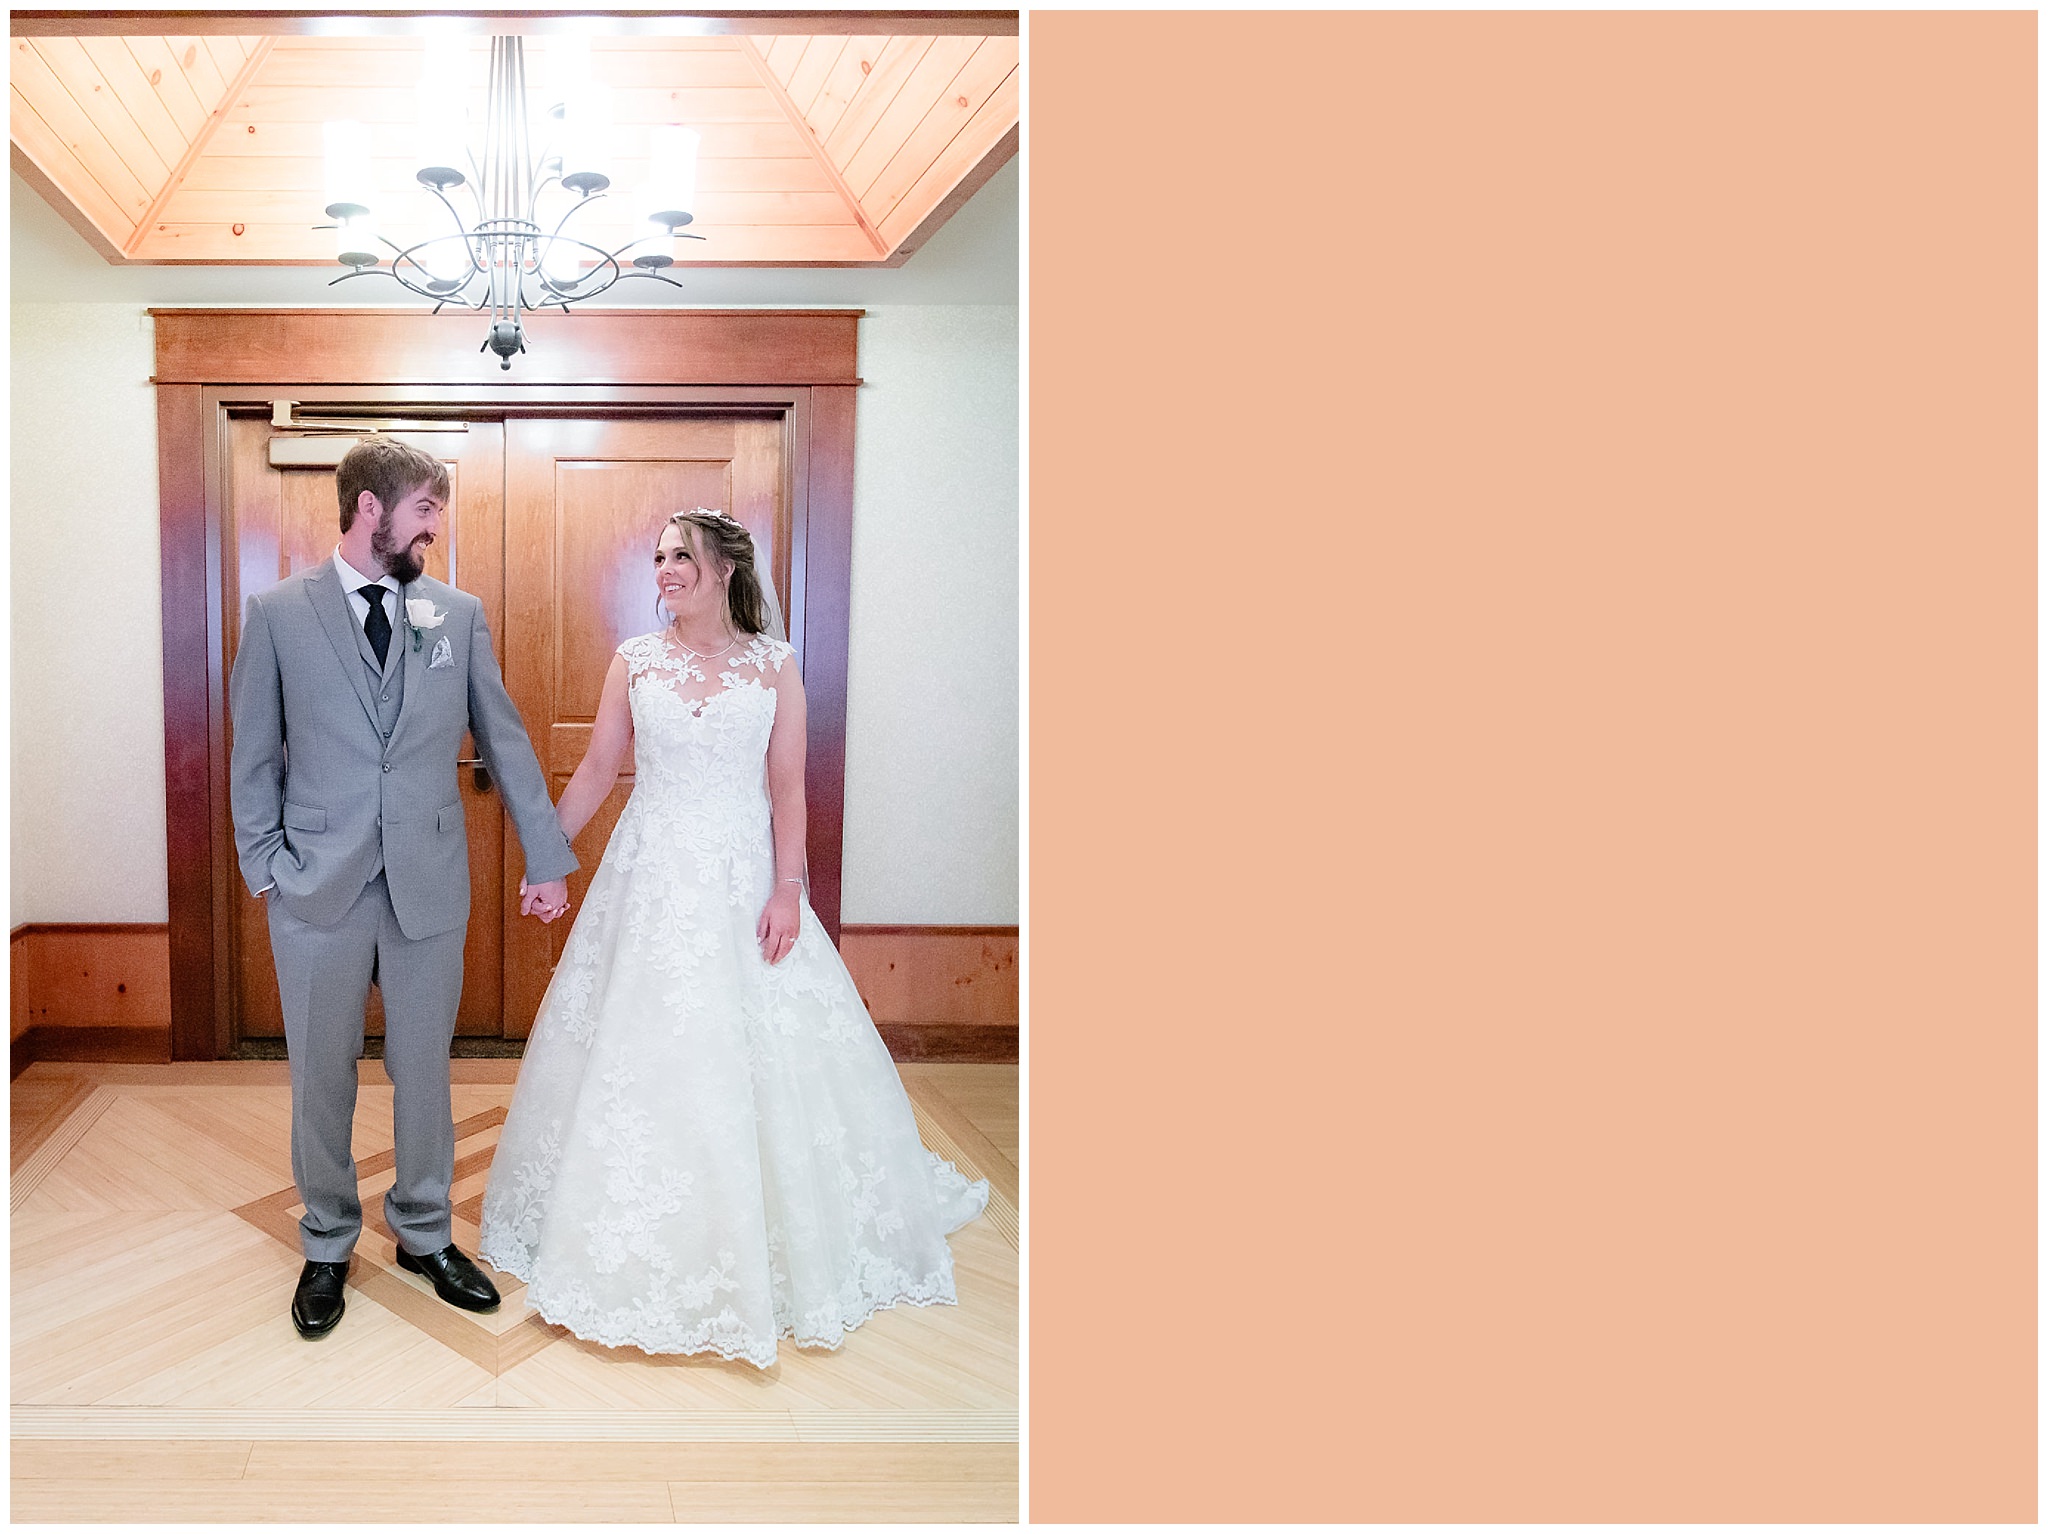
[154,308,863,1060]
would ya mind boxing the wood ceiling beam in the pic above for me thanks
[11,12,1018,39]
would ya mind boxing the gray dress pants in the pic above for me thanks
[267,871,467,1262]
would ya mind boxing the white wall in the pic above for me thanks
[7,302,1018,928]
[11,304,169,922]
[844,306,1019,923]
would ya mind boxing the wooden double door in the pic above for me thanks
[223,411,789,1044]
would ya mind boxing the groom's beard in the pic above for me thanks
[372,519,429,583]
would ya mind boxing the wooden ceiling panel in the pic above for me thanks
[14,38,157,241]
[127,221,880,264]
[781,36,849,119]
[821,36,939,167]
[225,84,792,125]
[760,34,808,81]
[11,89,140,254]
[859,38,1018,225]
[115,37,215,138]
[207,119,817,160]
[179,154,836,196]
[72,36,190,165]
[12,23,1016,267]
[839,35,983,198]
[802,34,889,147]
[31,36,175,188]
[257,42,758,90]
[12,32,271,256]
[746,31,1018,253]
[202,35,252,83]
[171,35,233,100]
[162,187,858,228]
[877,64,1018,257]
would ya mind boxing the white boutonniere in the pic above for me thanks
[406,599,446,652]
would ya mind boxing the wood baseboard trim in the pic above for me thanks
[12,923,174,1047]
[12,1024,173,1079]
[839,924,1018,1033]
[11,922,172,937]
[838,923,1017,936]
[10,921,1019,1061]
[875,1022,1018,1063]
[9,1021,1015,1071]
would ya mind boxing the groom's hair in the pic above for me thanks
[336,438,451,532]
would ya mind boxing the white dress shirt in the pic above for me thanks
[335,548,404,629]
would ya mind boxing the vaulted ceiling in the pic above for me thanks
[10,16,1018,268]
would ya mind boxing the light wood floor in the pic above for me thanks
[12,1059,1019,1523]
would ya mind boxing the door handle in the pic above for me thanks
[458,756,492,793]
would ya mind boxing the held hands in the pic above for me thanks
[520,877,570,923]
[758,882,801,965]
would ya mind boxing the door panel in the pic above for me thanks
[222,418,506,1040]
[501,415,788,1038]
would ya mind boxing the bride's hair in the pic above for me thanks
[658,510,769,634]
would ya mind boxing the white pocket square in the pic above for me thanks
[428,636,454,669]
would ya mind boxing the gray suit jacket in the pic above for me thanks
[229,560,576,938]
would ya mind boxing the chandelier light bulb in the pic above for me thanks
[334,210,379,266]
[322,119,375,219]
[415,231,473,286]
[548,34,593,113]
[643,125,699,228]
[414,37,470,189]
[556,67,613,194]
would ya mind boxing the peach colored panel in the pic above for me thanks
[1029,11,2034,1522]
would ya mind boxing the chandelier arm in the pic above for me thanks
[389,234,487,298]
[536,243,625,300]
[545,189,607,242]
[596,227,708,266]
[326,268,396,288]
[599,233,666,262]
[615,270,687,292]
[382,261,474,304]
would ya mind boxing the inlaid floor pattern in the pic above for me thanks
[13,1060,1019,1523]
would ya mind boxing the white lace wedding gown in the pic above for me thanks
[478,631,989,1366]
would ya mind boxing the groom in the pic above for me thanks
[230,437,575,1339]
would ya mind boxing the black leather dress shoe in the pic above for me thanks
[291,1259,349,1339]
[395,1243,501,1312]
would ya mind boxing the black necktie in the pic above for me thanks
[362,585,392,666]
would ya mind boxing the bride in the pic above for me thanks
[478,508,988,1366]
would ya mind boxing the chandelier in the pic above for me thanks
[318,36,703,370]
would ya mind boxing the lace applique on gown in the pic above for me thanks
[478,631,989,1366]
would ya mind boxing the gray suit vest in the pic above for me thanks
[349,589,407,879]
